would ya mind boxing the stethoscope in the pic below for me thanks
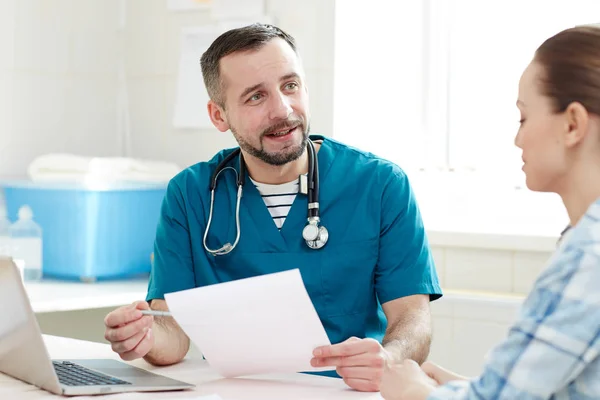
[202,139,329,256]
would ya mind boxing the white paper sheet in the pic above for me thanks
[172,26,217,129]
[216,15,273,34]
[167,0,211,11]
[211,0,265,20]
[164,269,333,378]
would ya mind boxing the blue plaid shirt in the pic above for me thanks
[428,199,600,399]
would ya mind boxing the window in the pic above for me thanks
[333,0,600,230]
[333,1,427,169]
[446,0,600,174]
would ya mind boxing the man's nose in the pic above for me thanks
[269,93,293,120]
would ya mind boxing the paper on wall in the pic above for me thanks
[171,15,274,130]
[167,0,211,11]
[216,15,273,33]
[172,26,218,129]
[211,0,265,21]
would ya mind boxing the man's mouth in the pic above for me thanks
[266,126,298,137]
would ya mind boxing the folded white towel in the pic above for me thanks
[28,154,182,184]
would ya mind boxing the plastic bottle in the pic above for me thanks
[11,205,43,281]
[0,206,11,257]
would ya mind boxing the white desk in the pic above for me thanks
[0,335,383,399]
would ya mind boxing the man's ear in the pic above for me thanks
[208,100,230,132]
[564,101,590,148]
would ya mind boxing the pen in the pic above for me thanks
[140,310,173,317]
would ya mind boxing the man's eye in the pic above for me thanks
[285,82,298,90]
[249,93,262,101]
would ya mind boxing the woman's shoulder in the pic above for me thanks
[532,200,600,303]
[561,198,600,255]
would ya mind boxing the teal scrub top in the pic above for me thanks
[147,135,442,373]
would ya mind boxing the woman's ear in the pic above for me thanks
[564,101,590,148]
[208,100,230,132]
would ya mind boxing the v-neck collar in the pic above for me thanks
[240,135,336,252]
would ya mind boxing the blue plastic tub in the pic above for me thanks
[0,180,167,282]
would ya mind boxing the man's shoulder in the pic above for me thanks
[324,136,408,182]
[165,147,239,197]
[169,147,239,186]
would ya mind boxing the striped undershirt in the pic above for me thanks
[250,177,299,230]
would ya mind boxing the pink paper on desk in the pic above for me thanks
[164,269,334,378]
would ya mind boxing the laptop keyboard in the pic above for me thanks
[52,361,132,386]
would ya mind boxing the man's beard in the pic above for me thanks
[231,119,310,166]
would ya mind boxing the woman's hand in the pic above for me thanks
[421,361,469,385]
[380,359,438,400]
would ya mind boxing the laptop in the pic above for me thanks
[0,257,195,396]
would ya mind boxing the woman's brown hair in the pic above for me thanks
[534,24,600,116]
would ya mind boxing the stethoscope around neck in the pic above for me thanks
[202,139,329,256]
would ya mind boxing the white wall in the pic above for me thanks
[1,0,121,178]
[428,292,523,377]
[0,0,335,177]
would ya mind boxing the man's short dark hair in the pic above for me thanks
[200,23,298,107]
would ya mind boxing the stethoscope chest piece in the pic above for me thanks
[302,217,329,249]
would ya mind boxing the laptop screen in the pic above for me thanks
[0,258,62,394]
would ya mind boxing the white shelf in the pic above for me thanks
[25,278,149,313]
[426,226,560,252]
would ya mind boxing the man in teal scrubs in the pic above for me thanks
[104,23,442,392]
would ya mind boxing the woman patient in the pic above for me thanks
[381,24,600,400]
